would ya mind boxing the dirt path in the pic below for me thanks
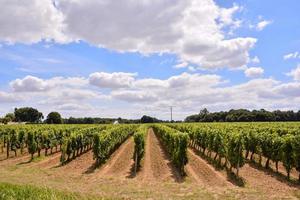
[251,153,299,179]
[239,162,300,199]
[54,150,95,175]
[0,153,31,166]
[97,137,134,178]
[30,151,62,169]
[186,148,232,188]
[137,129,181,182]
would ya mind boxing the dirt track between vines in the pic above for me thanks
[136,128,182,182]
[186,148,232,188]
[97,137,135,178]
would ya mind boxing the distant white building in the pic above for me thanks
[113,120,119,125]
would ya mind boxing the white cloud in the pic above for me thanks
[57,103,92,111]
[0,0,256,70]
[10,75,87,92]
[244,67,264,78]
[10,76,50,92]
[0,0,67,44]
[89,72,137,89]
[111,90,158,103]
[134,79,167,89]
[286,65,300,81]
[250,56,260,64]
[256,20,272,31]
[0,91,19,103]
[284,52,300,60]
[3,71,300,119]
[218,4,242,28]
[173,62,189,69]
[274,82,300,97]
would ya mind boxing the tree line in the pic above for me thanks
[185,108,300,122]
[0,107,165,124]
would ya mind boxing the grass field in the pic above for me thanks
[0,182,102,200]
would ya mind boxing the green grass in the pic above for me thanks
[0,182,106,200]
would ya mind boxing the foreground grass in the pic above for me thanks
[0,182,103,200]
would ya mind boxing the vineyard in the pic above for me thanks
[1,122,300,199]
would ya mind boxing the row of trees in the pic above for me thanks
[64,117,140,124]
[0,108,62,124]
[0,107,166,125]
[185,108,300,122]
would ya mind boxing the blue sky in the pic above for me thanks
[0,0,299,120]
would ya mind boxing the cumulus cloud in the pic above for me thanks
[10,75,87,92]
[173,62,189,69]
[57,103,92,111]
[250,56,260,64]
[89,72,137,89]
[284,52,300,60]
[0,0,256,70]
[218,4,242,27]
[256,20,272,31]
[244,67,264,78]
[7,75,99,114]
[3,71,300,119]
[111,90,158,103]
[109,72,224,104]
[0,91,19,103]
[286,65,300,81]
[0,0,67,43]
[274,82,300,97]
[10,76,50,92]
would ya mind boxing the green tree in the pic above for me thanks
[4,113,15,123]
[14,107,43,123]
[46,112,63,124]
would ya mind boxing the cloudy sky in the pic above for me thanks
[0,0,299,120]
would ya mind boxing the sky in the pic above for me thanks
[0,0,299,120]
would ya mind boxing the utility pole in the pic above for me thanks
[170,106,173,122]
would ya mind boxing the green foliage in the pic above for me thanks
[4,113,15,123]
[27,132,37,159]
[185,108,300,122]
[227,132,245,172]
[293,134,300,181]
[169,122,300,179]
[281,135,295,179]
[133,125,148,170]
[151,124,188,175]
[93,125,137,166]
[60,127,106,164]
[14,107,43,123]
[0,182,98,200]
[46,112,63,124]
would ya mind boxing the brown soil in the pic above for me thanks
[137,128,182,182]
[0,153,31,166]
[30,151,62,169]
[97,137,135,178]
[186,148,232,188]
[239,162,300,199]
[55,150,96,175]
[251,153,299,180]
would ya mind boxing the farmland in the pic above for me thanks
[0,123,300,200]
